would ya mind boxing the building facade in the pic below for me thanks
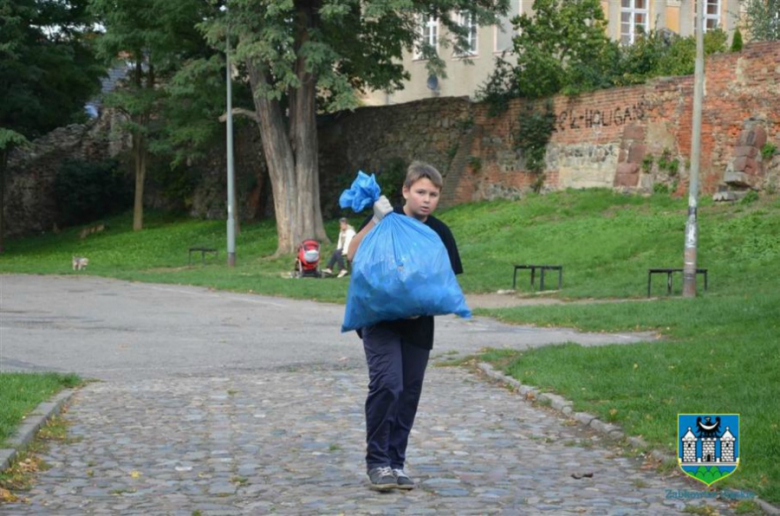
[362,0,744,106]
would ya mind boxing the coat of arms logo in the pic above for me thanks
[678,414,740,486]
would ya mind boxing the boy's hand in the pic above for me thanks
[372,196,393,224]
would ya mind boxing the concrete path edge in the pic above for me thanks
[476,362,780,516]
[0,388,76,472]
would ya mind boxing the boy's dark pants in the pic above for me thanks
[362,323,430,471]
[326,249,346,270]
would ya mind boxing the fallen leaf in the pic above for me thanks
[0,487,19,503]
[130,470,142,479]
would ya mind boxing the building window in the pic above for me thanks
[621,0,648,45]
[414,14,438,60]
[704,0,721,31]
[455,11,478,56]
[495,1,520,53]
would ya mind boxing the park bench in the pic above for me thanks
[188,246,218,265]
[647,268,708,297]
[512,264,563,291]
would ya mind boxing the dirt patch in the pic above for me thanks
[465,293,659,309]
[465,293,564,309]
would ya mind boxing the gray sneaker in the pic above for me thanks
[392,468,415,490]
[367,466,397,491]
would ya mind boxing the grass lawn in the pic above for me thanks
[476,291,780,503]
[1,188,778,502]
[0,373,81,448]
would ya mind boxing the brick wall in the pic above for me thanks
[319,41,780,206]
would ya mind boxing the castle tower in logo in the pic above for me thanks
[678,414,740,487]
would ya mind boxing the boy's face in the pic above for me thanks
[339,221,348,230]
[402,177,441,221]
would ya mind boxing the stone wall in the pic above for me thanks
[5,41,779,238]
[3,117,115,238]
[318,97,474,213]
[3,115,270,238]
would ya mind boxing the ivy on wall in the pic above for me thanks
[515,100,556,193]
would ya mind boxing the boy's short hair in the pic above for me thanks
[339,217,348,223]
[404,161,443,190]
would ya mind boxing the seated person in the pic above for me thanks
[323,218,356,278]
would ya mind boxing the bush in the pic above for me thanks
[653,183,670,194]
[731,28,744,52]
[479,10,729,111]
[54,158,130,226]
[375,157,408,207]
[761,142,777,160]
[740,190,759,205]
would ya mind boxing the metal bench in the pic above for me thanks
[188,246,218,265]
[647,268,708,297]
[513,264,563,291]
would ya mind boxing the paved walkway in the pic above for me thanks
[0,276,734,515]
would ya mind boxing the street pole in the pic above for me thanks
[683,0,705,297]
[226,22,236,267]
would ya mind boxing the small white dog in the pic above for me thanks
[72,256,89,271]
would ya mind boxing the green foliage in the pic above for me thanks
[510,0,614,99]
[88,0,217,229]
[53,159,130,226]
[731,28,744,52]
[476,56,518,116]
[740,190,760,206]
[614,29,728,85]
[468,156,482,172]
[0,129,28,152]
[516,101,556,192]
[641,154,654,174]
[655,29,728,77]
[656,149,680,176]
[90,0,215,132]
[481,5,729,106]
[742,0,780,42]
[148,160,199,210]
[761,142,778,160]
[375,157,409,207]
[203,0,510,112]
[154,47,254,166]
[653,183,670,195]
[0,0,104,141]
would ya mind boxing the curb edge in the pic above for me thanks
[476,361,780,516]
[0,388,76,472]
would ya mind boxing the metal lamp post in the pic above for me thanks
[224,6,236,267]
[683,0,705,297]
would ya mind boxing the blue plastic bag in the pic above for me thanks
[339,173,471,333]
[339,171,382,213]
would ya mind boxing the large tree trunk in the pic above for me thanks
[289,27,326,248]
[0,149,6,253]
[245,60,327,255]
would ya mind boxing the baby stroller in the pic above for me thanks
[294,239,321,278]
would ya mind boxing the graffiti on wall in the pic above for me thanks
[548,143,619,168]
[556,102,646,132]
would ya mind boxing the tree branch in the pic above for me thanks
[219,108,260,123]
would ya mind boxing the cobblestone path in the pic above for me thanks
[1,367,734,515]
